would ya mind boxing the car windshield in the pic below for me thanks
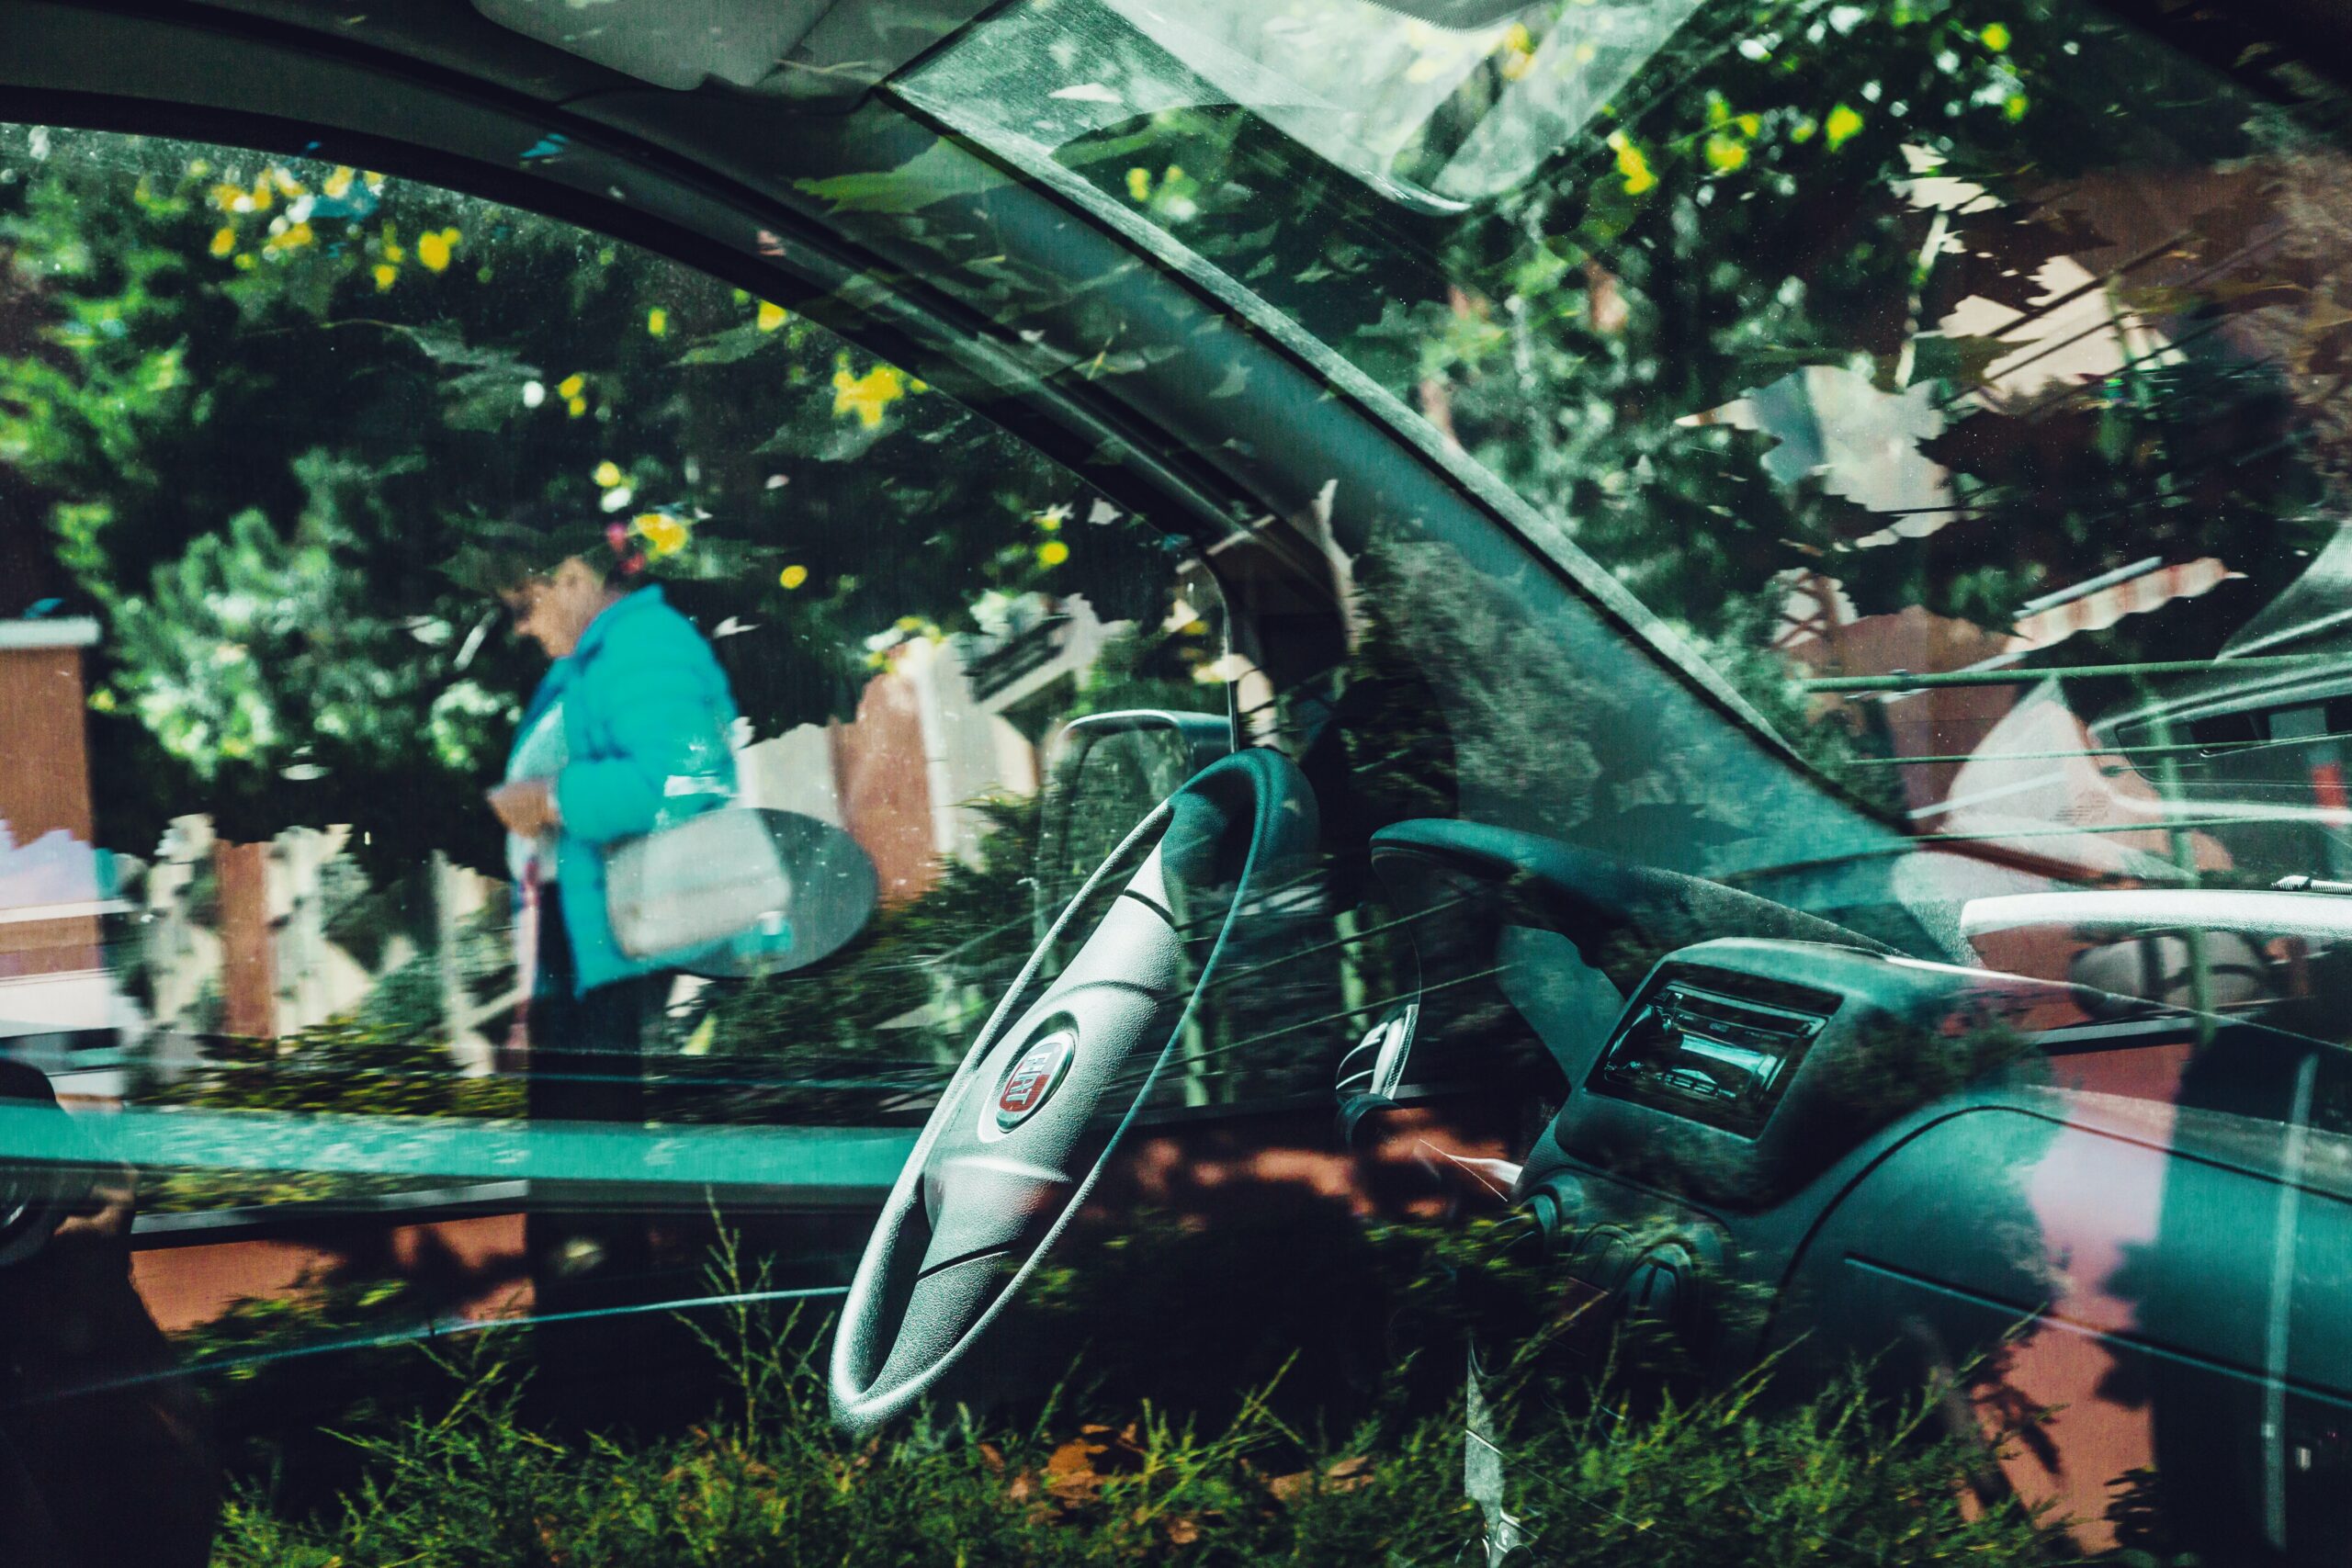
[905,0,2352,891]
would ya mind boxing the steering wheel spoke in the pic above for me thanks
[917,1151,1075,1272]
[1032,840,1189,1007]
[864,1250,1021,1403]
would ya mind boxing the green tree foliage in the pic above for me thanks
[0,126,1178,868]
[1019,0,2347,794]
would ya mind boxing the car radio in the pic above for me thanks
[1544,939,2064,1211]
[1588,969,1841,1137]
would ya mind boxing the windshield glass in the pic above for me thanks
[1041,0,1711,209]
[908,0,2352,893]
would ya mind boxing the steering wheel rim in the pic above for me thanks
[829,747,1317,1432]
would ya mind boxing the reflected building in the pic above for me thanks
[0,615,137,1092]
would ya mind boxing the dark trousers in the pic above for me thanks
[524,909,671,1419]
[526,908,667,1133]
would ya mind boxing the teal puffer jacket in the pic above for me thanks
[539,585,740,995]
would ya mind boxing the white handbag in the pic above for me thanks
[604,807,794,960]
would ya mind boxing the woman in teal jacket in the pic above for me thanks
[492,567,741,996]
[485,519,738,1361]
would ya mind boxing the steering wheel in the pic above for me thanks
[829,747,1317,1431]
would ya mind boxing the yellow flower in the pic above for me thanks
[757,300,788,331]
[1825,103,1864,151]
[372,263,398,291]
[1037,539,1070,568]
[593,460,624,488]
[647,307,668,337]
[268,166,305,197]
[269,220,315,252]
[209,182,249,212]
[567,395,589,418]
[248,176,275,212]
[1498,21,1537,80]
[831,361,906,428]
[1035,513,1061,532]
[1791,117,1817,143]
[235,254,258,272]
[323,166,356,198]
[380,222,406,264]
[778,564,808,590]
[633,513,689,556]
[1980,20,2011,51]
[556,373,586,401]
[1704,134,1748,174]
[417,230,453,272]
[2003,93,2030,121]
[209,226,236,258]
[1608,132,1657,195]
[1125,166,1152,202]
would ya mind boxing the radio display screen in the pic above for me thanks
[1588,966,1841,1136]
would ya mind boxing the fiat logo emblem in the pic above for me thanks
[994,1031,1076,1129]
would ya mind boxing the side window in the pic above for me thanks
[0,124,1228,1201]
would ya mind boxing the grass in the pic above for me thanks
[198,1232,2068,1567]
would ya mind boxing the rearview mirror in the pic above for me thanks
[1035,709,1233,920]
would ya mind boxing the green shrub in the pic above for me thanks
[136,1017,525,1213]
[145,1020,524,1121]
[203,1235,2064,1567]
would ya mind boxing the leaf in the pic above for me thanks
[2119,277,2304,321]
[1045,1436,1103,1502]
[1905,332,2008,393]
[797,142,1014,216]
[1917,404,2101,486]
[1939,203,2113,314]
[677,323,784,367]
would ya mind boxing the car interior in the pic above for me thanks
[4,1,2352,1565]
